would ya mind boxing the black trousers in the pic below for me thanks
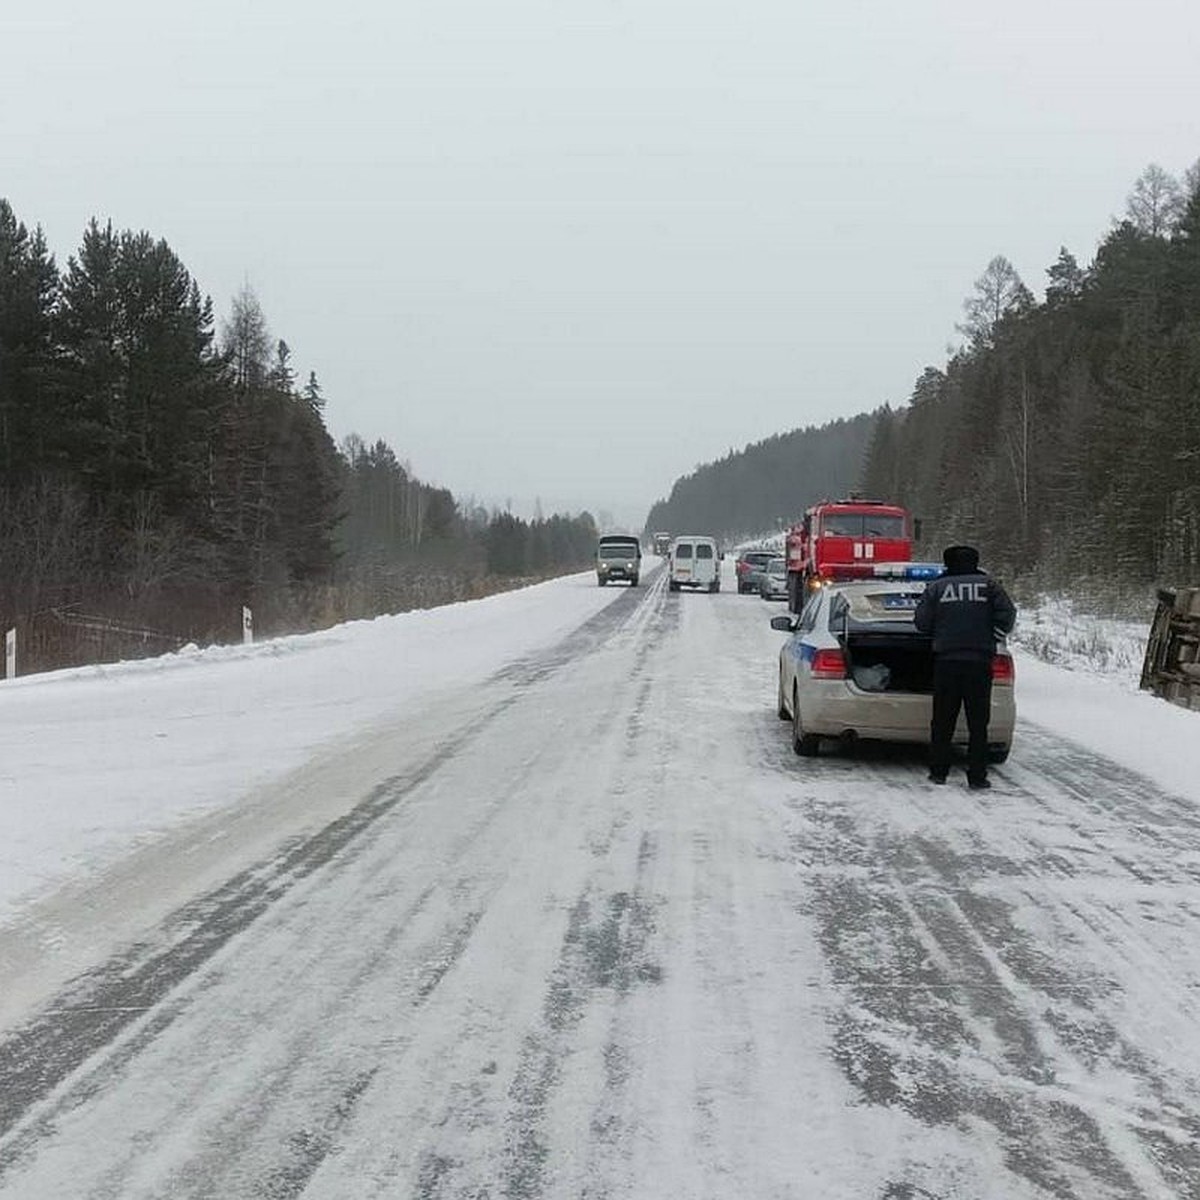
[929,658,993,781]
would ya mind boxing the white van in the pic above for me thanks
[669,536,721,593]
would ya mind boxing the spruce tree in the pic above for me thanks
[0,200,59,480]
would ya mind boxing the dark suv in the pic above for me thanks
[596,535,641,586]
[735,550,778,594]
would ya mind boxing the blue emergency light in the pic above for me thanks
[870,562,942,580]
[822,561,943,584]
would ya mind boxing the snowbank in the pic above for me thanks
[1011,594,1148,684]
[0,570,625,922]
[1010,595,1200,801]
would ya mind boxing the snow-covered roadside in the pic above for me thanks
[1,571,1197,936]
[1010,595,1200,802]
[1013,653,1199,798]
[0,568,631,924]
[1011,594,1149,683]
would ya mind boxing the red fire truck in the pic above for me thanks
[784,497,917,611]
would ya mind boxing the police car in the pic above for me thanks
[770,563,1015,759]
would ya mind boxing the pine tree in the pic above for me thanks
[57,219,125,490]
[0,199,59,480]
[1045,247,1085,307]
[303,370,324,411]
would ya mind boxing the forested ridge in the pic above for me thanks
[8,159,1197,672]
[642,413,876,543]
[863,161,1200,594]
[648,161,1200,604]
[0,201,596,671]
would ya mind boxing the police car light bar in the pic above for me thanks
[822,562,942,583]
[874,561,942,580]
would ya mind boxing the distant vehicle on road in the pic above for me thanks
[596,535,641,587]
[758,556,788,601]
[652,531,672,555]
[771,563,1014,760]
[668,536,720,593]
[735,549,778,594]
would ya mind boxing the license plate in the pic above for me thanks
[881,594,918,610]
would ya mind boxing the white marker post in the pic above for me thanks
[242,606,253,646]
[5,628,15,680]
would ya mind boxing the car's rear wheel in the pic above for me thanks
[792,686,820,756]
[777,671,790,721]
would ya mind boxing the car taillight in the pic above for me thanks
[811,648,847,679]
[992,653,1015,685]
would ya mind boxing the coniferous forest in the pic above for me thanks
[7,162,1200,670]
[649,162,1200,608]
[862,162,1200,595]
[642,413,877,544]
[0,201,596,671]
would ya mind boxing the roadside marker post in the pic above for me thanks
[5,628,14,680]
[242,607,253,646]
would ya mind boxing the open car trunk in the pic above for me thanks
[843,631,934,694]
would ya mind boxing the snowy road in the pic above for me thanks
[2,569,1200,1198]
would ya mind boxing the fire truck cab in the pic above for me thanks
[785,498,915,612]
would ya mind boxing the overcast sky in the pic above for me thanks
[4,0,1199,527]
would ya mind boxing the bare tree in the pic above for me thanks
[124,490,188,596]
[1001,365,1031,535]
[221,285,271,390]
[1126,163,1184,237]
[957,255,1033,347]
[0,477,97,615]
[1185,158,1200,204]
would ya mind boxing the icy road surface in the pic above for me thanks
[2,570,1200,1199]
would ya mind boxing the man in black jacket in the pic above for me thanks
[913,545,1017,789]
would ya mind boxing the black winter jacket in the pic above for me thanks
[913,570,1016,661]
